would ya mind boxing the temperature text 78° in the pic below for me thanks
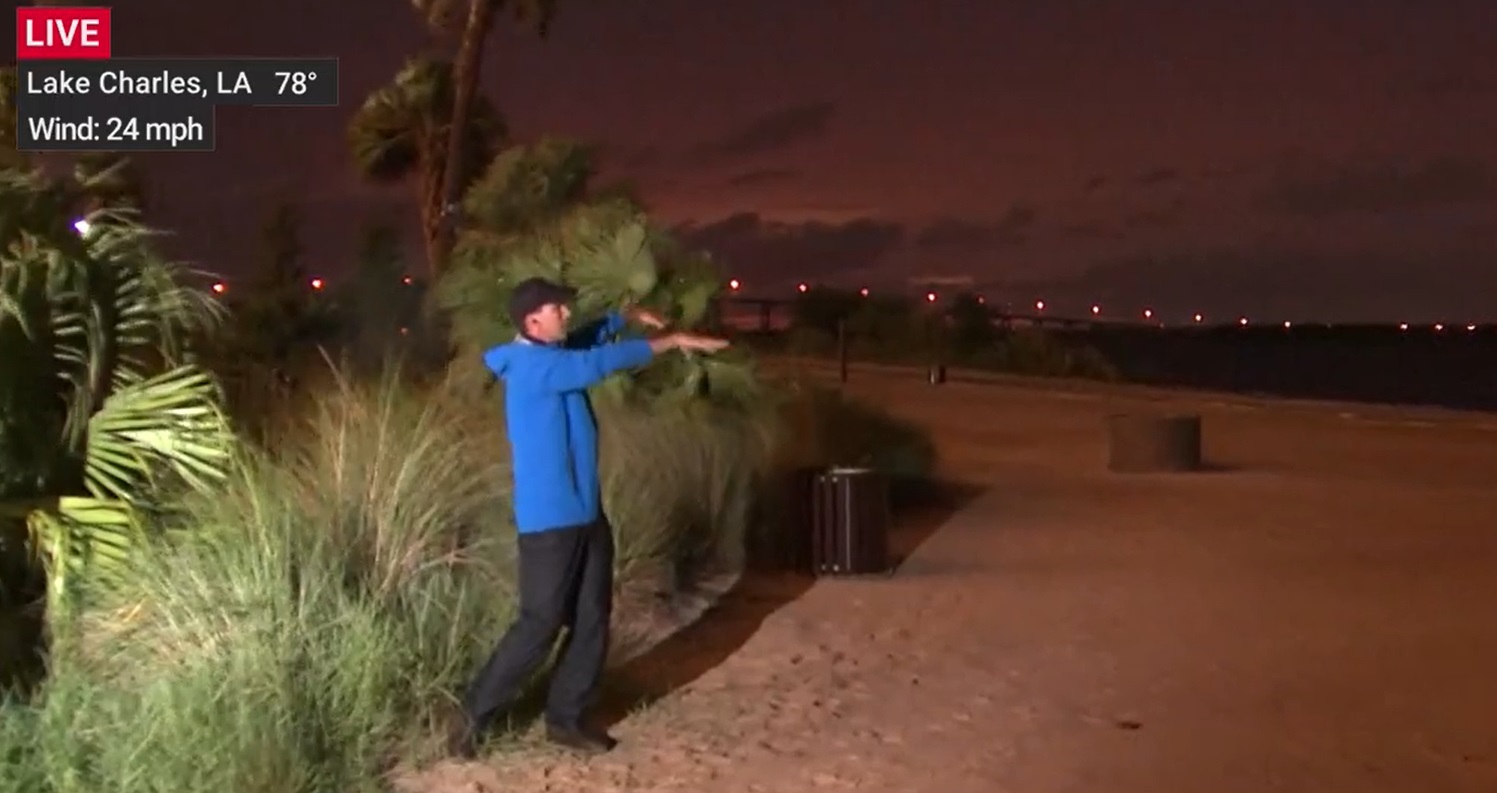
[275,71,317,95]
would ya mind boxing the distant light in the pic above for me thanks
[1193,313,1203,323]
[976,295,985,304]
[1434,323,1444,331]
[1238,317,1248,325]
[72,218,90,235]
[399,326,409,335]
[402,275,413,285]
[728,278,741,291]
[1035,300,1045,311]
[925,291,936,302]
[210,282,226,294]
[859,287,869,296]
[797,282,808,293]
[1091,304,1101,315]
[1468,323,1477,331]
[1283,320,1292,328]
[1142,308,1153,319]
[310,277,324,290]
[1399,322,1409,330]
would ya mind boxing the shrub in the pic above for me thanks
[0,355,821,792]
[0,168,234,697]
[0,367,512,793]
[0,142,943,793]
[977,328,1119,380]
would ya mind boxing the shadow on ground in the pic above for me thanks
[588,477,986,728]
[482,478,984,738]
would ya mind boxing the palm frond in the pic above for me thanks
[349,57,507,188]
[25,496,140,599]
[0,166,234,606]
[348,58,451,182]
[84,365,234,502]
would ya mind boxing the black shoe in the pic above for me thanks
[545,723,618,754]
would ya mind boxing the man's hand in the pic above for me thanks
[624,305,668,329]
[673,332,730,352]
[649,332,730,354]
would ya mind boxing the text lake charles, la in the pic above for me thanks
[25,68,255,99]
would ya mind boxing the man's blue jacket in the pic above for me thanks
[481,312,654,533]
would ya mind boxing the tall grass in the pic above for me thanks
[4,360,902,792]
[0,368,514,792]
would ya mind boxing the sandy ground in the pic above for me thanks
[400,365,1497,792]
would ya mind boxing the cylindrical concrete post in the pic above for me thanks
[1106,413,1202,472]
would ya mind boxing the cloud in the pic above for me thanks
[598,143,660,171]
[914,203,1036,249]
[1123,197,1186,229]
[691,100,836,162]
[1135,167,1180,186]
[725,168,799,187]
[1058,222,1124,241]
[1254,155,1497,216]
[674,211,903,286]
[1417,72,1497,99]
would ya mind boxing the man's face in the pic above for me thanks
[524,302,571,342]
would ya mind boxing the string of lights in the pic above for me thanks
[189,272,1483,333]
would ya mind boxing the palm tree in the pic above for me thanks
[434,138,763,408]
[410,0,560,270]
[347,57,505,274]
[0,168,235,618]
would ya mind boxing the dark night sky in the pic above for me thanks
[14,0,1497,321]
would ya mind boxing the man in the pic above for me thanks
[450,276,729,758]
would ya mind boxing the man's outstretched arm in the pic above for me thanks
[563,311,627,349]
[517,332,729,393]
[564,306,668,349]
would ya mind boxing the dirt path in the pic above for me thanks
[401,371,1497,792]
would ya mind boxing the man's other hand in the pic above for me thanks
[625,306,668,329]
[649,332,730,354]
[671,332,730,352]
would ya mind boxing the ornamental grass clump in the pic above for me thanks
[3,369,514,793]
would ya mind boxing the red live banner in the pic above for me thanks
[16,7,112,60]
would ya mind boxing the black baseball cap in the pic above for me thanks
[507,277,578,328]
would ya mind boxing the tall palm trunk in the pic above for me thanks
[432,0,497,271]
[421,149,448,275]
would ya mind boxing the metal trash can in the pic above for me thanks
[811,467,891,575]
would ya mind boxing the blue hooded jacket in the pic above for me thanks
[481,312,655,533]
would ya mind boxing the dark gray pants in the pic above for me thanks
[461,517,614,733]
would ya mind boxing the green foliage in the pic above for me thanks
[435,137,766,409]
[72,153,147,213]
[348,57,505,187]
[0,355,886,792]
[215,201,340,372]
[770,380,936,479]
[333,219,426,372]
[0,369,514,792]
[0,168,234,629]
